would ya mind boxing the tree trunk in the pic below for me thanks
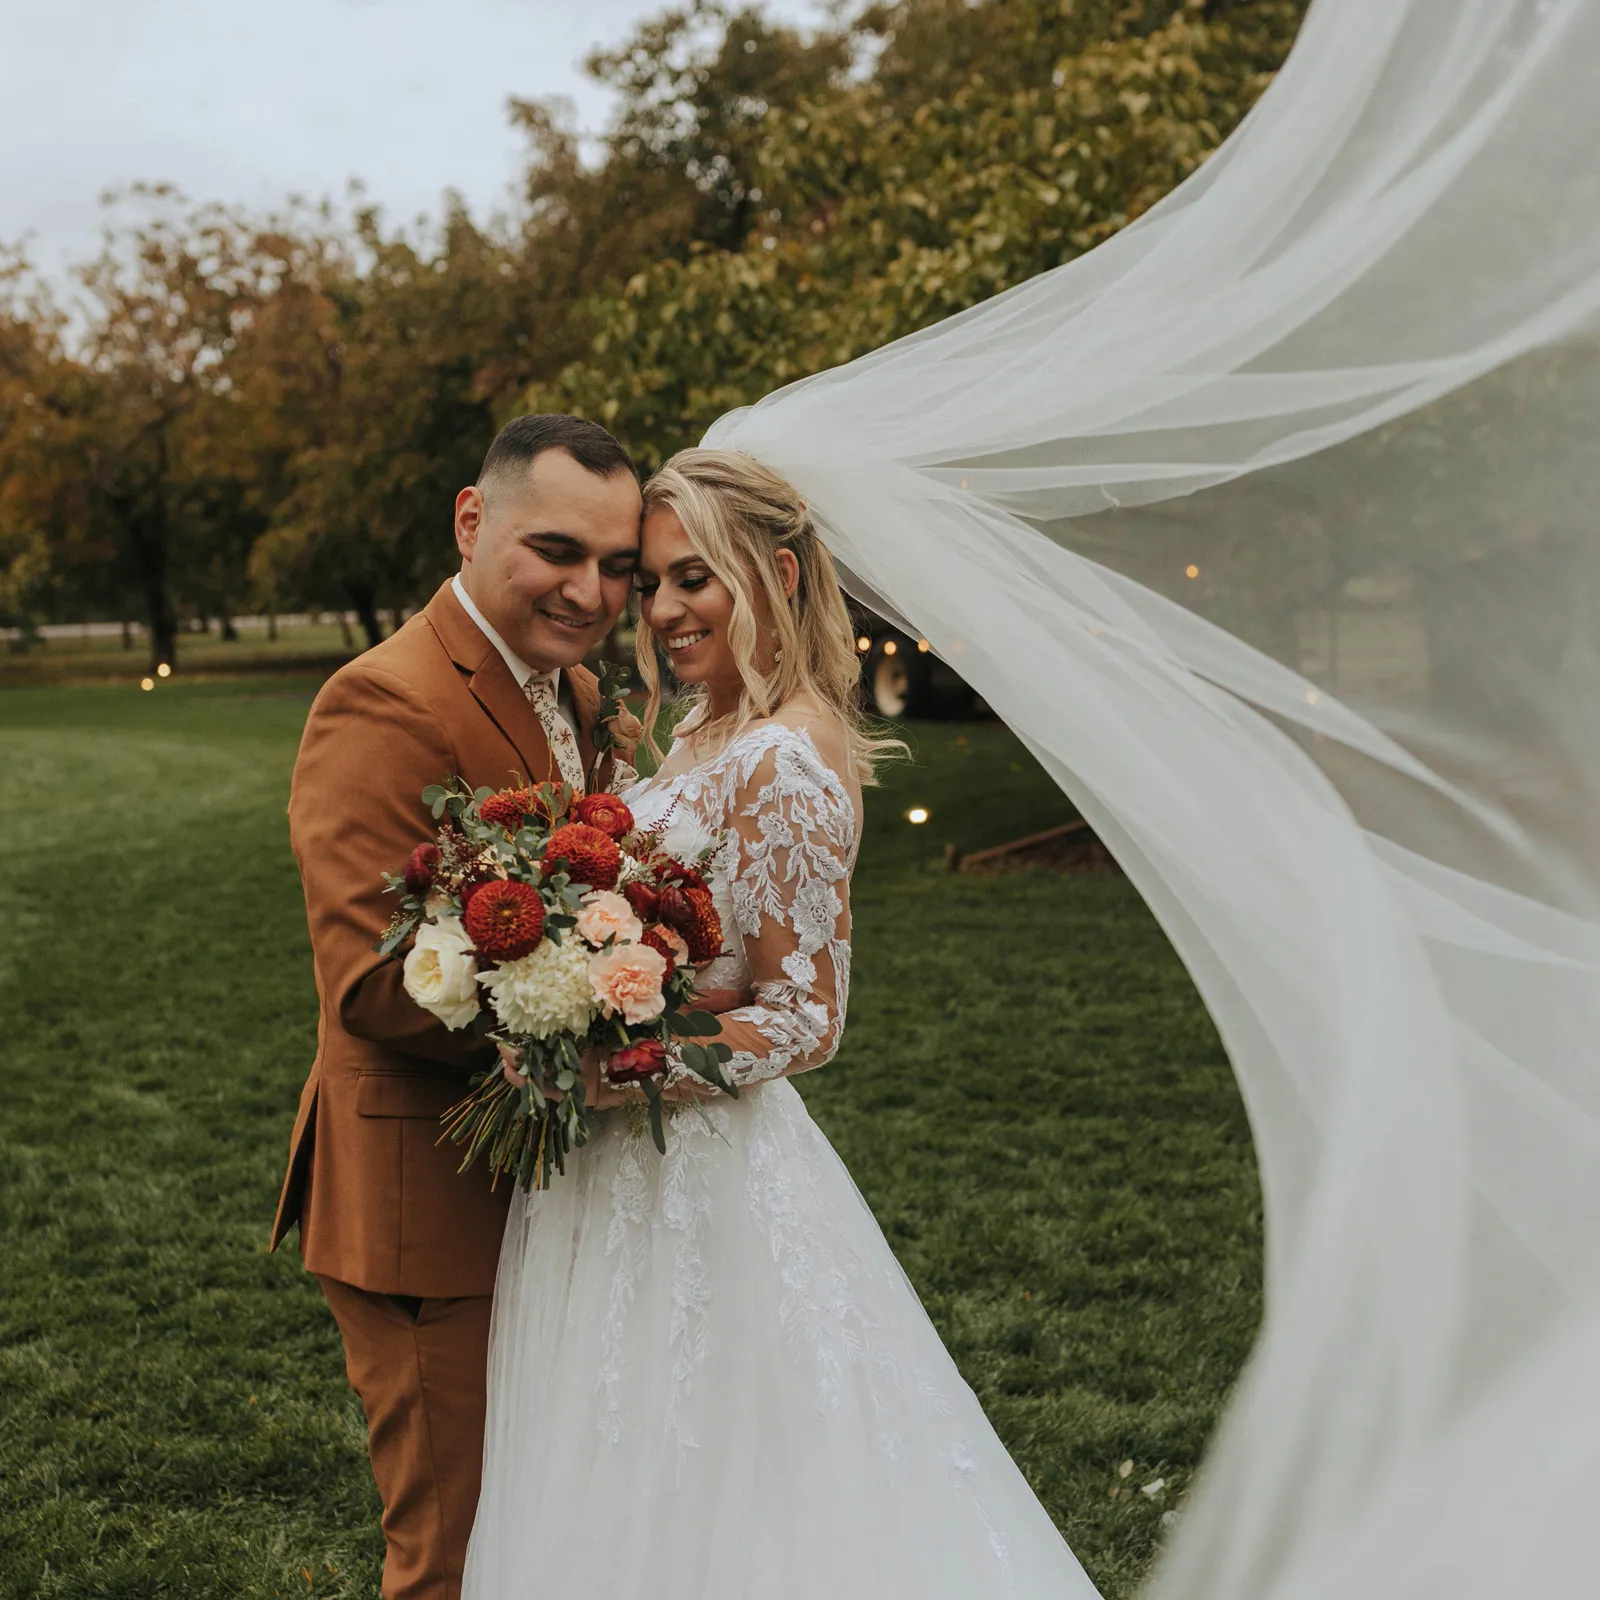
[337,612,355,650]
[267,612,278,642]
[121,619,133,651]
[115,426,180,673]
[220,612,239,642]
[348,582,384,650]
[124,500,178,672]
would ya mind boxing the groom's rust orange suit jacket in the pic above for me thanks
[270,580,628,1298]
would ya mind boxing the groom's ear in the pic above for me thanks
[455,485,486,560]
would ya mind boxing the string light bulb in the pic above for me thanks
[1185,564,1200,580]
[140,677,155,691]
[856,635,871,653]
[883,639,898,656]
[917,639,931,653]
[157,662,172,678]
[906,807,929,825]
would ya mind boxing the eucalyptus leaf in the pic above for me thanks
[672,1010,722,1039]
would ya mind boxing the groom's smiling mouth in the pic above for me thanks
[539,609,601,633]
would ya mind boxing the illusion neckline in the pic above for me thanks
[637,720,829,796]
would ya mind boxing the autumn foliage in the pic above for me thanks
[0,1,1305,663]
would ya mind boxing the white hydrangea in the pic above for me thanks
[477,935,597,1039]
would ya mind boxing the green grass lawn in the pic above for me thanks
[0,681,1262,1599]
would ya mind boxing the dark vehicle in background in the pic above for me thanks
[849,604,988,720]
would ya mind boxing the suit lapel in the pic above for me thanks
[423,580,557,789]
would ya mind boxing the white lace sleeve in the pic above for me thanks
[705,729,857,1087]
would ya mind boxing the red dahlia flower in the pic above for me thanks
[572,792,634,839]
[607,1037,667,1084]
[463,879,546,960]
[479,787,535,834]
[544,824,622,890]
[683,886,724,965]
[403,842,441,894]
[460,874,496,911]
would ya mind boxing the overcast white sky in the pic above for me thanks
[1,0,820,286]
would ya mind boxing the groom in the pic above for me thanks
[271,414,643,1599]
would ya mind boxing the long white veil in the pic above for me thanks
[706,1,1600,1594]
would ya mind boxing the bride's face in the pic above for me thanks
[637,506,742,695]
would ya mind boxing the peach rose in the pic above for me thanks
[587,942,668,1025]
[574,888,644,950]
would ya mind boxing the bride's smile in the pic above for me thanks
[634,499,798,715]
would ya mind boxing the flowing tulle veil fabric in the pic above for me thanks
[704,2,1600,1594]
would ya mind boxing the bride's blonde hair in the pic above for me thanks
[637,448,905,785]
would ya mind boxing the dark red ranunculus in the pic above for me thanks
[403,842,441,895]
[543,823,623,890]
[463,879,546,961]
[649,855,707,892]
[655,884,693,934]
[572,792,634,840]
[606,1037,668,1085]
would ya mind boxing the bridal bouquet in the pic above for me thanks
[377,777,737,1189]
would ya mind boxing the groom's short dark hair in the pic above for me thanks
[477,414,635,492]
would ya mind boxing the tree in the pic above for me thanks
[527,0,1307,467]
[248,203,527,646]
[4,192,297,668]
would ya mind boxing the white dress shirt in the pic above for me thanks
[451,573,578,743]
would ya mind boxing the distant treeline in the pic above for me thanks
[0,0,1304,669]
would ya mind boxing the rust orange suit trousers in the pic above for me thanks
[318,1276,494,1600]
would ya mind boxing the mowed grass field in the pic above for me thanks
[0,681,1262,1599]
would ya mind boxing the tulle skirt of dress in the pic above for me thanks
[463,1079,1099,1600]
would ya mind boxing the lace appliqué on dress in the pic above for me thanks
[630,724,858,1089]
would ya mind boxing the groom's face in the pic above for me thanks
[455,449,641,674]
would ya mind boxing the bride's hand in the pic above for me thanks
[585,1047,630,1111]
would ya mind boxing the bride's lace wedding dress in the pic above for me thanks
[463,722,1099,1599]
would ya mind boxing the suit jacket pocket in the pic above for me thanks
[356,1069,466,1120]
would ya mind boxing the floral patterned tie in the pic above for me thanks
[524,672,587,793]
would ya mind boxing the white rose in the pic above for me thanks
[477,935,597,1039]
[402,914,480,1030]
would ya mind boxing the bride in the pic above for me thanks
[462,448,1101,1598]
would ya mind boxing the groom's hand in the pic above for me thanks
[499,1044,529,1088]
